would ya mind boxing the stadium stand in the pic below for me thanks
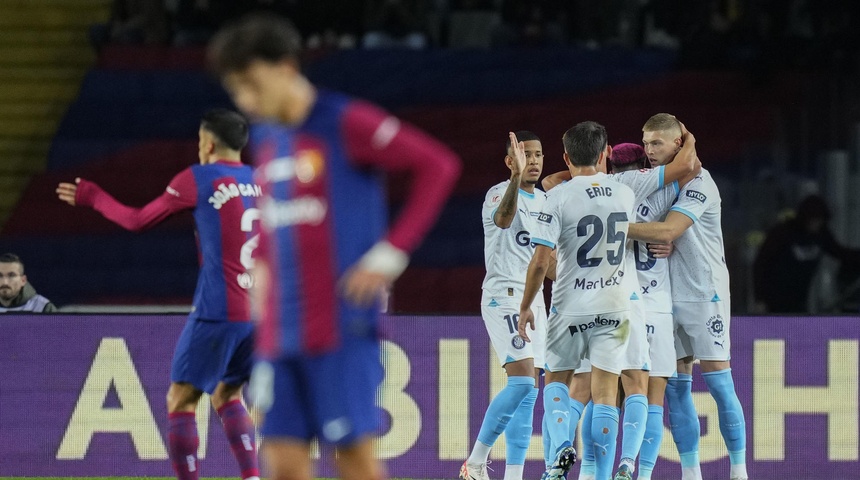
[2,39,808,312]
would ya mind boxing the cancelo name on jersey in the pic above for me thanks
[208,182,263,210]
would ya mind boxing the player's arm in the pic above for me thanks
[56,170,196,232]
[545,249,558,281]
[661,123,701,185]
[517,244,552,342]
[493,132,527,228]
[627,210,694,244]
[541,170,571,192]
[341,101,461,305]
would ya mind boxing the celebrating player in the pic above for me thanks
[628,114,748,480]
[207,14,461,480]
[519,121,636,480]
[460,131,548,480]
[56,109,261,480]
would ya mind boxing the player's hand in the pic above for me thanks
[679,122,695,145]
[340,267,391,308]
[56,178,81,206]
[517,309,535,342]
[508,131,526,180]
[648,242,674,258]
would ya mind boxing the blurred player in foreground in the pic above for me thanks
[461,131,548,480]
[57,109,261,480]
[207,14,461,480]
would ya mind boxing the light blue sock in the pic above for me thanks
[542,382,572,457]
[619,394,648,464]
[638,405,664,479]
[579,401,595,477]
[567,399,586,448]
[476,376,535,447]
[505,387,538,466]
[702,369,746,463]
[664,373,700,463]
[591,403,619,480]
[542,411,552,468]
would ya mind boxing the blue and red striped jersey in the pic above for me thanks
[251,90,461,358]
[77,160,261,323]
[187,162,261,322]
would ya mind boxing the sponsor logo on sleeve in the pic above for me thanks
[685,190,707,203]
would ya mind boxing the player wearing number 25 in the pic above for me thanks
[56,109,262,480]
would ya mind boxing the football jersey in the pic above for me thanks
[252,89,460,359]
[481,180,545,304]
[668,168,730,302]
[532,173,636,315]
[608,166,670,308]
[186,162,260,322]
[608,166,666,203]
[77,161,259,323]
[632,184,679,313]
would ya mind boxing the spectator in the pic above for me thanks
[0,254,56,313]
[753,194,860,313]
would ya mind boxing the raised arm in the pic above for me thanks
[56,170,196,232]
[493,131,527,229]
[627,210,694,244]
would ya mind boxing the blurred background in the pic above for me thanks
[2,0,860,315]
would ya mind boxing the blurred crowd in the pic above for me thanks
[96,0,860,70]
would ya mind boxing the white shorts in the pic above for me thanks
[673,299,731,362]
[545,310,631,375]
[620,299,650,372]
[481,293,547,367]
[644,311,675,377]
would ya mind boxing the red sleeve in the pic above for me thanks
[342,101,462,252]
[75,168,198,232]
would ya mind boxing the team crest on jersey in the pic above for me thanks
[686,190,707,203]
[511,335,526,349]
[490,194,501,205]
[706,314,725,337]
[295,149,325,183]
[237,272,255,289]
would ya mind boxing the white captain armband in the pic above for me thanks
[358,240,410,279]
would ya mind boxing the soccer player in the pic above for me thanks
[518,121,636,480]
[56,109,261,480]
[461,131,548,480]
[604,143,692,480]
[542,140,698,480]
[628,114,748,480]
[207,14,461,480]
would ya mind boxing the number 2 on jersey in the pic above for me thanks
[576,212,628,268]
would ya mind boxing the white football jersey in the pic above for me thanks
[532,173,636,315]
[609,166,671,309]
[668,169,730,302]
[482,180,546,304]
[609,165,666,203]
[633,184,680,313]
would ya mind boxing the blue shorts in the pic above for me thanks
[261,336,382,446]
[170,318,254,394]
